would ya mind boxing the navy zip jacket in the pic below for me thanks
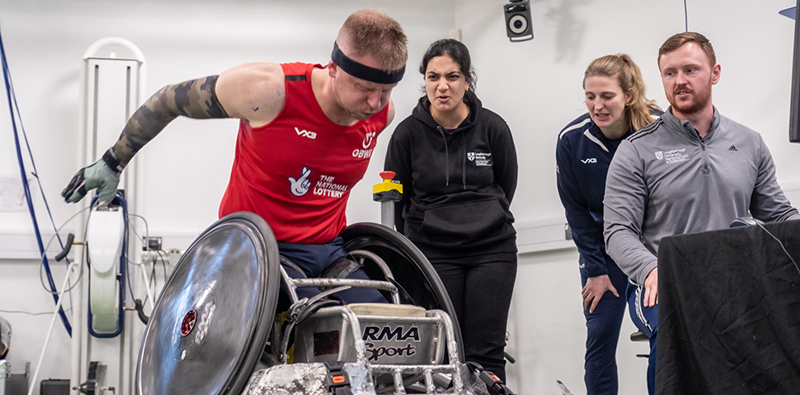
[384,95,518,259]
[556,113,629,277]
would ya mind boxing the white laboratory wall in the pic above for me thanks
[1,0,800,394]
[455,0,800,394]
[0,1,454,394]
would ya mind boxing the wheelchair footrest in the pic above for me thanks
[370,362,475,394]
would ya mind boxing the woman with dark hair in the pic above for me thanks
[556,54,661,395]
[384,38,518,381]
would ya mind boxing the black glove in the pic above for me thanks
[62,149,123,203]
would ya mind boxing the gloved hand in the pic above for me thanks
[61,149,123,203]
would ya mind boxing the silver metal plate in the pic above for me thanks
[135,212,279,395]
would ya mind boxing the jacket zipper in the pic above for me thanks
[700,140,709,174]
[693,126,709,175]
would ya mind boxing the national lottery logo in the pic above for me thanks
[288,166,312,197]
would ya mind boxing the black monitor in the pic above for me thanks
[790,1,800,142]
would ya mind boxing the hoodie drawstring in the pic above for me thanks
[438,126,468,190]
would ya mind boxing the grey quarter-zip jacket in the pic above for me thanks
[603,107,800,284]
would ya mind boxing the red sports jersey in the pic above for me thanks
[219,63,389,244]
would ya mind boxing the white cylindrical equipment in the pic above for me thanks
[74,37,146,395]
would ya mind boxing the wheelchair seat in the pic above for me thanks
[347,303,427,317]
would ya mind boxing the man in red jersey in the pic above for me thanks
[62,9,408,303]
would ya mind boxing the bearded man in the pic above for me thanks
[602,31,800,395]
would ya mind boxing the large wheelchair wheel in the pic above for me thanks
[134,215,468,395]
[135,212,280,395]
[341,222,465,360]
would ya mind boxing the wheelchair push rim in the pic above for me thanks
[134,212,280,395]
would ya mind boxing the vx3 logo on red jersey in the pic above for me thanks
[295,127,317,140]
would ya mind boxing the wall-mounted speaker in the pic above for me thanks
[504,0,534,42]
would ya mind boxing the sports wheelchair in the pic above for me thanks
[134,212,514,395]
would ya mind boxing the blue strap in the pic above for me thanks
[0,24,72,336]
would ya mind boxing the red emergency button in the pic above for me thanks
[380,171,396,181]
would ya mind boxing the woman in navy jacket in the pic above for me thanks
[384,39,518,381]
[556,54,660,395]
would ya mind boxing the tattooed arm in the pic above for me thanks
[114,62,286,163]
[62,62,287,203]
[109,75,229,167]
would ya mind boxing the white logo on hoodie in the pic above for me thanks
[468,152,492,167]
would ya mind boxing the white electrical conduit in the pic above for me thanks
[27,258,81,395]
[141,262,155,310]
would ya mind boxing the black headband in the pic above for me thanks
[331,41,405,84]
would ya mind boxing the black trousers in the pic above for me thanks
[431,253,517,382]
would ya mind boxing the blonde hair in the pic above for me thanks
[339,9,408,69]
[583,54,660,131]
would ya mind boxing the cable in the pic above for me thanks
[156,249,170,280]
[128,213,150,242]
[683,0,689,32]
[39,246,85,296]
[755,222,800,275]
[124,212,158,309]
[37,207,91,295]
[127,251,154,307]
[147,257,158,301]
[124,212,160,307]
[26,258,80,395]
[0,309,54,316]
[126,213,150,266]
[125,246,141,301]
[124,212,159,317]
[1,22,72,336]
[40,204,94,297]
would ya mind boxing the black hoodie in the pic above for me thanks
[384,95,518,259]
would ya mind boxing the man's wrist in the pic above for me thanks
[102,149,124,175]
[635,261,658,285]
